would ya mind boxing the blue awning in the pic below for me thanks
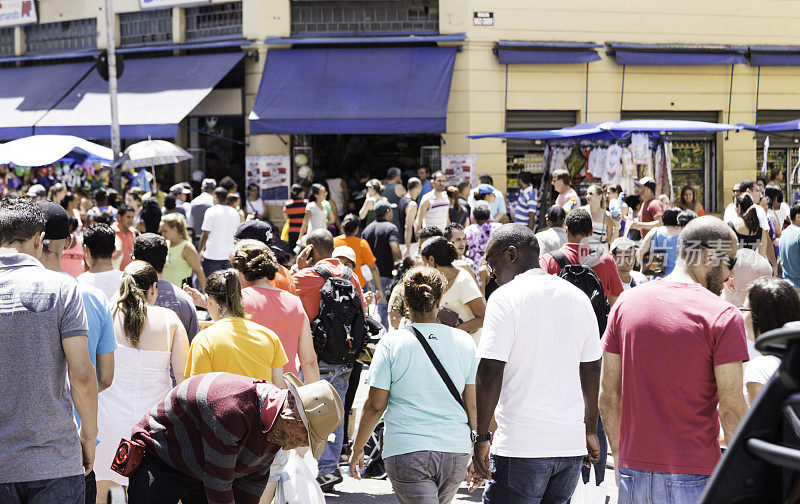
[117,36,250,54]
[607,42,747,66]
[264,33,465,46]
[34,52,244,139]
[747,47,800,66]
[0,62,96,141]
[739,120,800,132]
[468,120,739,141]
[496,41,601,64]
[249,46,457,135]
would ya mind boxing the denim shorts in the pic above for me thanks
[617,467,709,504]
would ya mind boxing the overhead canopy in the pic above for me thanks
[34,52,244,139]
[607,43,747,66]
[467,120,740,141]
[0,135,113,166]
[0,62,95,141]
[496,41,601,65]
[249,46,457,134]
[748,46,800,66]
[739,120,800,132]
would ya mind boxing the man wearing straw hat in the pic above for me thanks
[127,372,344,504]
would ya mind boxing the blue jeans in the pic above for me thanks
[376,276,392,328]
[0,475,85,504]
[201,258,230,278]
[317,363,352,477]
[617,467,709,504]
[483,455,583,504]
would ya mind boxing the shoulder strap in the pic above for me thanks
[551,249,572,270]
[408,326,466,412]
[313,265,332,281]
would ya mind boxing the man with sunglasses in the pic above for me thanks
[600,216,749,504]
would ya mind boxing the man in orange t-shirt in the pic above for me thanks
[333,215,382,301]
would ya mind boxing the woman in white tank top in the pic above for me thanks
[95,261,190,499]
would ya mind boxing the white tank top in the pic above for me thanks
[423,191,450,230]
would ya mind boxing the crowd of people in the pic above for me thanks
[3,163,800,504]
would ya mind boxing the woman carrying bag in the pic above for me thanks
[349,266,478,504]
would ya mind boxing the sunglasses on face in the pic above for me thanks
[485,246,510,276]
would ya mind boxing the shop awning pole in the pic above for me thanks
[754,67,761,138]
[726,64,734,140]
[619,65,626,120]
[105,0,122,189]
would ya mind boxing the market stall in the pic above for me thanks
[739,119,800,203]
[468,119,740,228]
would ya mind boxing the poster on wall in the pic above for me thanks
[139,0,210,9]
[441,154,478,187]
[0,1,38,28]
[246,155,290,205]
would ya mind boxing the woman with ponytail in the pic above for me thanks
[421,236,486,345]
[730,193,771,259]
[184,268,288,387]
[95,260,190,498]
[349,266,477,503]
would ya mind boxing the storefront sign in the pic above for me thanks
[441,154,478,187]
[473,11,493,26]
[245,155,290,205]
[0,1,38,28]
[139,0,210,9]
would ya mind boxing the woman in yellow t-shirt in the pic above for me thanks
[184,269,287,386]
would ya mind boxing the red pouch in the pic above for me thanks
[110,438,145,477]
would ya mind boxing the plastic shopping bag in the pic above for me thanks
[570,468,609,504]
[276,451,326,504]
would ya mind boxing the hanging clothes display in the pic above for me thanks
[565,147,587,178]
[620,147,636,195]
[604,144,623,186]
[630,133,652,164]
[587,147,607,181]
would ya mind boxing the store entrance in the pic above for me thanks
[293,134,442,181]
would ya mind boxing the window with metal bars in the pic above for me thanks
[185,1,242,40]
[25,18,97,53]
[0,28,14,55]
[291,0,439,34]
[120,9,173,46]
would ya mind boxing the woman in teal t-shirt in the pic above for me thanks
[348,266,478,504]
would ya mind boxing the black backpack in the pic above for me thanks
[310,265,368,366]
[551,250,609,336]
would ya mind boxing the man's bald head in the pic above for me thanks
[307,229,334,258]
[485,224,540,285]
[677,216,736,261]
[721,248,772,308]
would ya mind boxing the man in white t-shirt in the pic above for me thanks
[199,187,242,277]
[78,223,123,301]
[470,223,602,503]
[415,170,451,233]
[725,180,770,232]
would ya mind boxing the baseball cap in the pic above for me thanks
[202,178,217,191]
[27,184,46,198]
[373,199,397,216]
[332,246,357,265]
[35,200,70,240]
[610,237,638,254]
[234,220,273,245]
[476,184,495,195]
[635,177,656,191]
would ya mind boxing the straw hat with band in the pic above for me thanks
[283,373,344,459]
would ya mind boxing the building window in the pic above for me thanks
[291,0,439,35]
[185,1,242,40]
[25,19,97,53]
[120,9,173,46]
[0,28,14,56]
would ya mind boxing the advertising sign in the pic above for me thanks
[0,1,37,28]
[139,0,210,9]
[245,155,291,205]
[441,154,478,186]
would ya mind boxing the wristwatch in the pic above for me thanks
[471,431,493,443]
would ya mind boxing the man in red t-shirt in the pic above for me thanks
[540,208,624,305]
[631,176,664,234]
[599,216,749,503]
[292,229,365,491]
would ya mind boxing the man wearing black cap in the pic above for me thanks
[35,201,118,504]
[361,200,402,328]
[0,199,98,504]
[631,176,664,233]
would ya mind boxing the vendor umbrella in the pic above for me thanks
[121,139,193,169]
[0,135,114,166]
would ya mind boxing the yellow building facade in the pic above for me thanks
[7,0,800,216]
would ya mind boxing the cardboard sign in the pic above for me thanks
[441,154,478,187]
[245,155,290,205]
